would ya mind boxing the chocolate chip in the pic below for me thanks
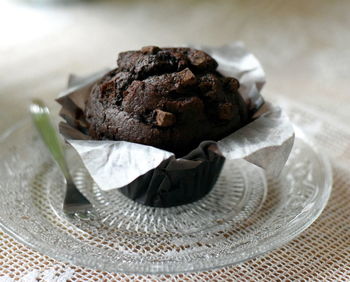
[189,53,206,67]
[187,50,218,70]
[155,109,176,127]
[141,46,160,54]
[178,68,196,87]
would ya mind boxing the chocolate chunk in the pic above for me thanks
[141,46,160,54]
[178,68,196,87]
[154,109,176,127]
[187,49,218,70]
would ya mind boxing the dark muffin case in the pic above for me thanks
[118,141,225,207]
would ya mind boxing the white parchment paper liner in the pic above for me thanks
[57,43,294,191]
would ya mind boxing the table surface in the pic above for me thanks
[1,0,350,281]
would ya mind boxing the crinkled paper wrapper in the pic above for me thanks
[57,42,295,207]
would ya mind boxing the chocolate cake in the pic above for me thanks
[85,46,248,157]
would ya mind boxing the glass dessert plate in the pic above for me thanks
[0,120,332,274]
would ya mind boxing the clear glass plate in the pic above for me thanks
[0,120,332,274]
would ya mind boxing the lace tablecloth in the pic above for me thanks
[1,0,350,280]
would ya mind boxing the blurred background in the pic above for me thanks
[0,0,349,133]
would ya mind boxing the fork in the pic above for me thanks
[30,99,93,215]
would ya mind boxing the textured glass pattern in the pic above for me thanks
[0,121,331,274]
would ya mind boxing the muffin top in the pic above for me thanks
[85,46,249,157]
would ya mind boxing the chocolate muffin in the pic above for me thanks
[85,46,248,157]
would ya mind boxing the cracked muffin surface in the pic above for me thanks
[85,46,249,157]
